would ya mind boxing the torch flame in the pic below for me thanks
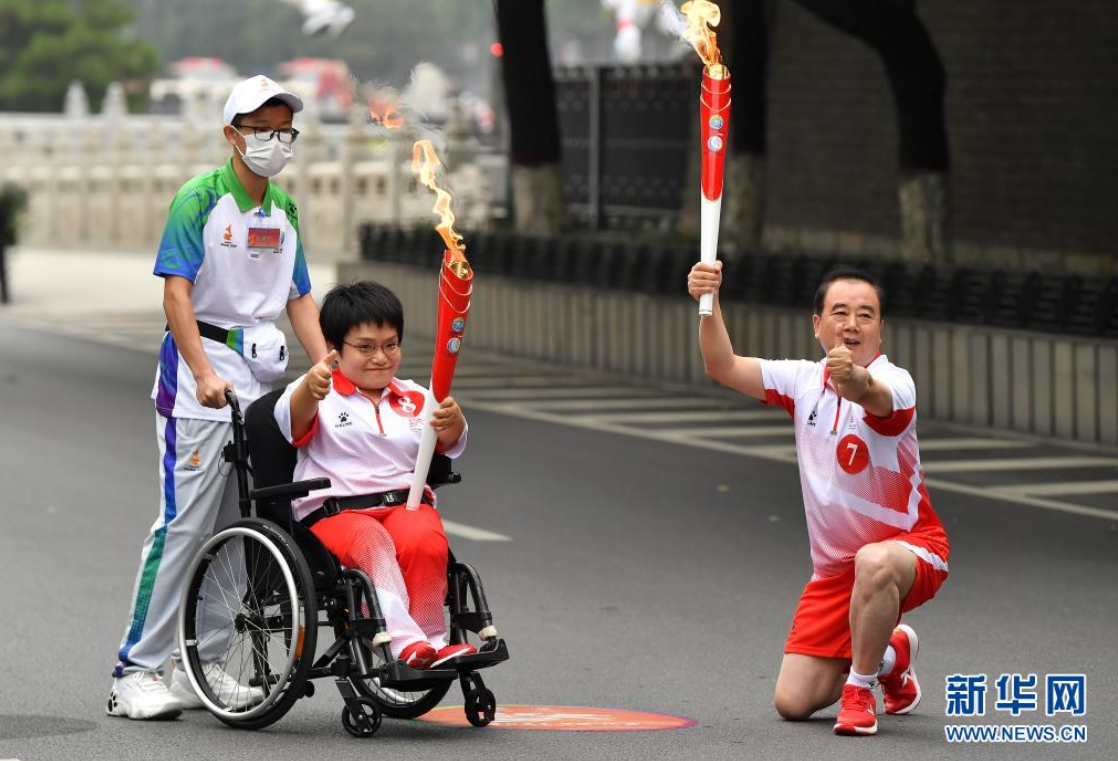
[412,139,466,259]
[680,0,723,69]
[370,101,404,129]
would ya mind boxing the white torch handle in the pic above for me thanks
[407,385,438,509]
[699,194,723,316]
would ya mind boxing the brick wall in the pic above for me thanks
[763,0,1118,263]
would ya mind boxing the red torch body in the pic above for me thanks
[700,66,731,202]
[698,65,731,316]
[431,251,473,401]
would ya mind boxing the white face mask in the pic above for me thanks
[236,132,293,178]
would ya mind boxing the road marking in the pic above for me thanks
[587,410,785,424]
[418,704,697,731]
[923,457,1118,473]
[925,478,1118,522]
[441,519,512,542]
[916,438,1033,451]
[654,425,793,439]
[990,480,1118,497]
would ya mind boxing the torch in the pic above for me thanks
[407,140,473,510]
[681,0,730,317]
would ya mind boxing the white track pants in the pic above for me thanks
[114,414,243,675]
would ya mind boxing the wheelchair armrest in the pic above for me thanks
[251,478,332,502]
[427,453,462,489]
[430,471,462,490]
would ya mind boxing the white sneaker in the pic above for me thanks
[170,663,265,711]
[106,671,183,720]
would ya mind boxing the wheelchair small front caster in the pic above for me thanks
[462,673,496,727]
[341,697,382,737]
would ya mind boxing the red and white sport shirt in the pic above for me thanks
[759,355,949,580]
[274,368,467,521]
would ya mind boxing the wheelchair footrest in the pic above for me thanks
[376,661,459,691]
[454,639,510,672]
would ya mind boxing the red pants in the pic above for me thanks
[784,533,949,660]
[311,504,448,656]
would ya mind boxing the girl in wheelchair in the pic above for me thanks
[273,281,476,671]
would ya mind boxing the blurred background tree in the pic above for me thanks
[0,0,160,112]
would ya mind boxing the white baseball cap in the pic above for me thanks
[223,75,304,125]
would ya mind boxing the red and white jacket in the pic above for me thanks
[274,368,467,521]
[759,354,949,580]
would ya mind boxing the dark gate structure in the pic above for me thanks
[554,62,698,230]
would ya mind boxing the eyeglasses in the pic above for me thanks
[236,126,300,144]
[342,340,400,358]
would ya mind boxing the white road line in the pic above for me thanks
[924,478,1118,522]
[990,480,1118,497]
[588,410,785,424]
[441,519,512,542]
[466,399,802,462]
[923,457,1118,474]
[654,425,794,439]
[916,438,1033,451]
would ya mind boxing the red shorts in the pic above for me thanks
[784,533,949,660]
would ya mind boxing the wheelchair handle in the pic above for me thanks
[225,388,243,422]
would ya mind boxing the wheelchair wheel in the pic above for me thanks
[463,673,497,727]
[341,698,382,737]
[178,518,317,731]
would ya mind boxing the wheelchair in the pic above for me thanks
[176,389,509,737]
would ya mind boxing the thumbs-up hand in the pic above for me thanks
[307,349,338,400]
[826,322,854,395]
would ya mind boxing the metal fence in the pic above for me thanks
[555,62,698,230]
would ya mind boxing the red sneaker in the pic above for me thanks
[431,643,477,668]
[880,623,922,715]
[399,641,438,670]
[834,684,878,736]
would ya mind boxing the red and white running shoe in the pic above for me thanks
[881,623,922,715]
[399,641,438,670]
[834,684,878,736]
[431,643,477,668]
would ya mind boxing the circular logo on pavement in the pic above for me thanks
[707,136,723,152]
[417,705,697,731]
